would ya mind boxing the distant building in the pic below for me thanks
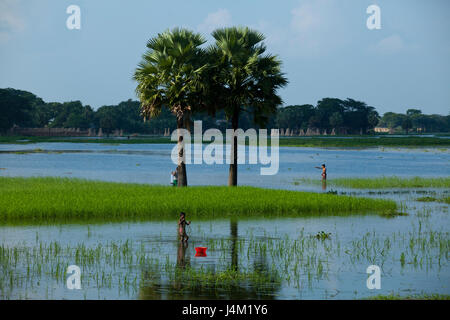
[374,127,391,133]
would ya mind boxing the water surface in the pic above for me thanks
[0,143,448,299]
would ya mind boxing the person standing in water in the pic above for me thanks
[315,164,327,181]
[178,212,191,242]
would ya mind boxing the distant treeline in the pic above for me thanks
[377,109,449,133]
[1,88,448,134]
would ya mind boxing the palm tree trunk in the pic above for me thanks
[228,107,239,186]
[177,117,188,187]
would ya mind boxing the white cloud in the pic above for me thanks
[290,2,321,34]
[287,0,349,56]
[249,20,288,54]
[0,0,25,43]
[370,34,405,55]
[195,2,349,57]
[197,9,232,34]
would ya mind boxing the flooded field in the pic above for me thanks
[0,143,449,190]
[0,143,449,299]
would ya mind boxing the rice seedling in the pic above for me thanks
[1,135,450,147]
[379,210,409,218]
[313,231,331,241]
[416,196,450,205]
[0,177,397,223]
[277,137,450,148]
[0,186,447,300]
[295,176,450,189]
[416,196,437,202]
[367,293,450,300]
[0,221,448,300]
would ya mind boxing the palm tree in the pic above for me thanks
[208,27,288,186]
[134,28,208,187]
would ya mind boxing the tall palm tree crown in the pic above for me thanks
[208,26,288,185]
[134,28,209,186]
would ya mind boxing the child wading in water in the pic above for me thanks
[178,212,191,242]
[315,164,327,180]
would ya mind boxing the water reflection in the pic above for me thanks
[177,241,190,270]
[230,220,238,271]
[138,221,281,299]
[0,206,448,299]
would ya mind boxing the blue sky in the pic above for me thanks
[0,0,449,115]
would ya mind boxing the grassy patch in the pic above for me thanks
[169,266,281,290]
[416,196,437,202]
[0,136,173,145]
[416,196,450,204]
[1,225,447,299]
[313,231,331,240]
[440,197,450,204]
[1,135,449,148]
[379,209,409,218]
[368,293,450,300]
[278,136,450,148]
[295,176,450,189]
[0,177,397,224]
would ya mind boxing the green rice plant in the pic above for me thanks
[415,196,449,205]
[0,221,448,300]
[379,210,409,218]
[170,266,281,289]
[295,176,450,189]
[416,196,438,202]
[1,135,450,148]
[368,293,450,300]
[277,137,450,148]
[314,231,331,241]
[400,252,406,267]
[439,197,450,204]
[0,177,397,224]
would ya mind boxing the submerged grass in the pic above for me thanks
[416,196,438,202]
[279,136,450,148]
[295,176,450,189]
[0,177,396,223]
[1,135,449,148]
[441,197,450,204]
[368,293,450,300]
[416,196,450,204]
[170,266,281,290]
[0,220,447,299]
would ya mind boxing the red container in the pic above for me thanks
[195,247,207,257]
